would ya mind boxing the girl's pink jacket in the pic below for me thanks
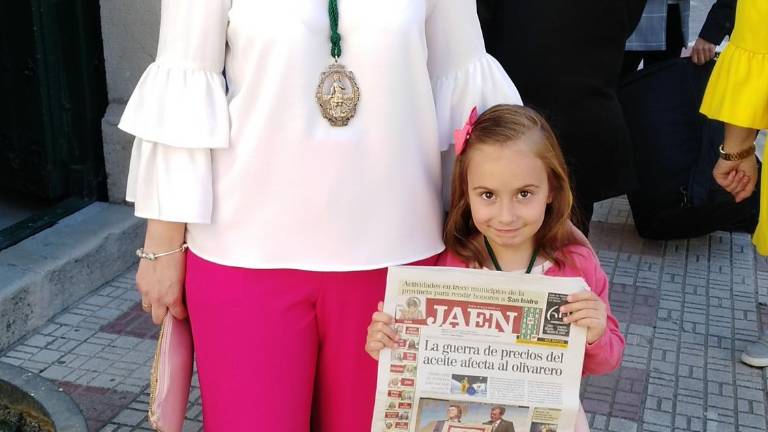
[436,244,625,376]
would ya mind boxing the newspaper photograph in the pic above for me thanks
[371,266,588,432]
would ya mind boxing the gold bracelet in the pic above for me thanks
[719,144,755,161]
[136,243,188,261]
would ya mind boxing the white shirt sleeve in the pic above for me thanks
[426,0,523,151]
[125,139,213,223]
[118,0,231,223]
[425,0,523,205]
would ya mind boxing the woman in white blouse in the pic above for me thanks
[121,0,521,429]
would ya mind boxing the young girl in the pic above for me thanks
[366,105,625,431]
[698,0,767,367]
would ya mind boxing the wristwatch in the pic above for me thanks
[718,144,755,161]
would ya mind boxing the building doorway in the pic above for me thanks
[0,0,108,249]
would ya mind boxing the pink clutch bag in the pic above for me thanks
[149,314,194,432]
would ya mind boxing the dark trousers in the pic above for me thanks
[621,4,685,78]
[572,193,595,237]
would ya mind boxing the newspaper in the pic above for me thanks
[371,266,588,432]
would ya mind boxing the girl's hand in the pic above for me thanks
[560,290,606,344]
[714,125,760,203]
[712,156,758,203]
[366,302,399,360]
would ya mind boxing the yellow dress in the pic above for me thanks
[700,0,768,254]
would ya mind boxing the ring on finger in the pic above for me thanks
[141,302,151,312]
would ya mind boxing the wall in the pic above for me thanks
[99,1,160,203]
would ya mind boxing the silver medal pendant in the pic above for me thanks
[315,62,360,127]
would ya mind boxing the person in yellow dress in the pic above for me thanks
[700,0,768,367]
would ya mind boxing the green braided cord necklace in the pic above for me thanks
[328,0,341,59]
[484,236,539,274]
[315,0,360,127]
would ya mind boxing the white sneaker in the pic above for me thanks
[741,336,768,368]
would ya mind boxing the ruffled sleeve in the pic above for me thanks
[425,0,522,153]
[119,64,229,150]
[118,0,231,223]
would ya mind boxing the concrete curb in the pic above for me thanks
[0,203,144,351]
[0,362,88,431]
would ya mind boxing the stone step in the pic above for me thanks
[0,203,143,351]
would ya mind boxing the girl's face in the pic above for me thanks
[467,141,551,253]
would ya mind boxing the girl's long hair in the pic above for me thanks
[444,105,575,268]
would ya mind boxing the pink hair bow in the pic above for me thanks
[453,106,478,156]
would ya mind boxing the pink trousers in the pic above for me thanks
[185,251,438,431]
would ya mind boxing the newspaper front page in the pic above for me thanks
[371,266,588,432]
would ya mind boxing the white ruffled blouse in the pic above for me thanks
[120,0,522,271]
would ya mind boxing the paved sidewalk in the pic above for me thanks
[1,196,767,431]
[583,198,767,432]
[0,270,202,432]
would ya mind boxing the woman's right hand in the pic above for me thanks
[365,302,398,360]
[136,220,188,325]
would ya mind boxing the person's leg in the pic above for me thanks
[311,255,439,431]
[311,267,384,431]
[185,252,320,431]
[741,132,768,368]
[754,142,768,256]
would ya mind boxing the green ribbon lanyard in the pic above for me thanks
[328,0,342,60]
[484,236,538,274]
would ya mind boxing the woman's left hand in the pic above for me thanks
[560,290,606,344]
[712,156,758,203]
